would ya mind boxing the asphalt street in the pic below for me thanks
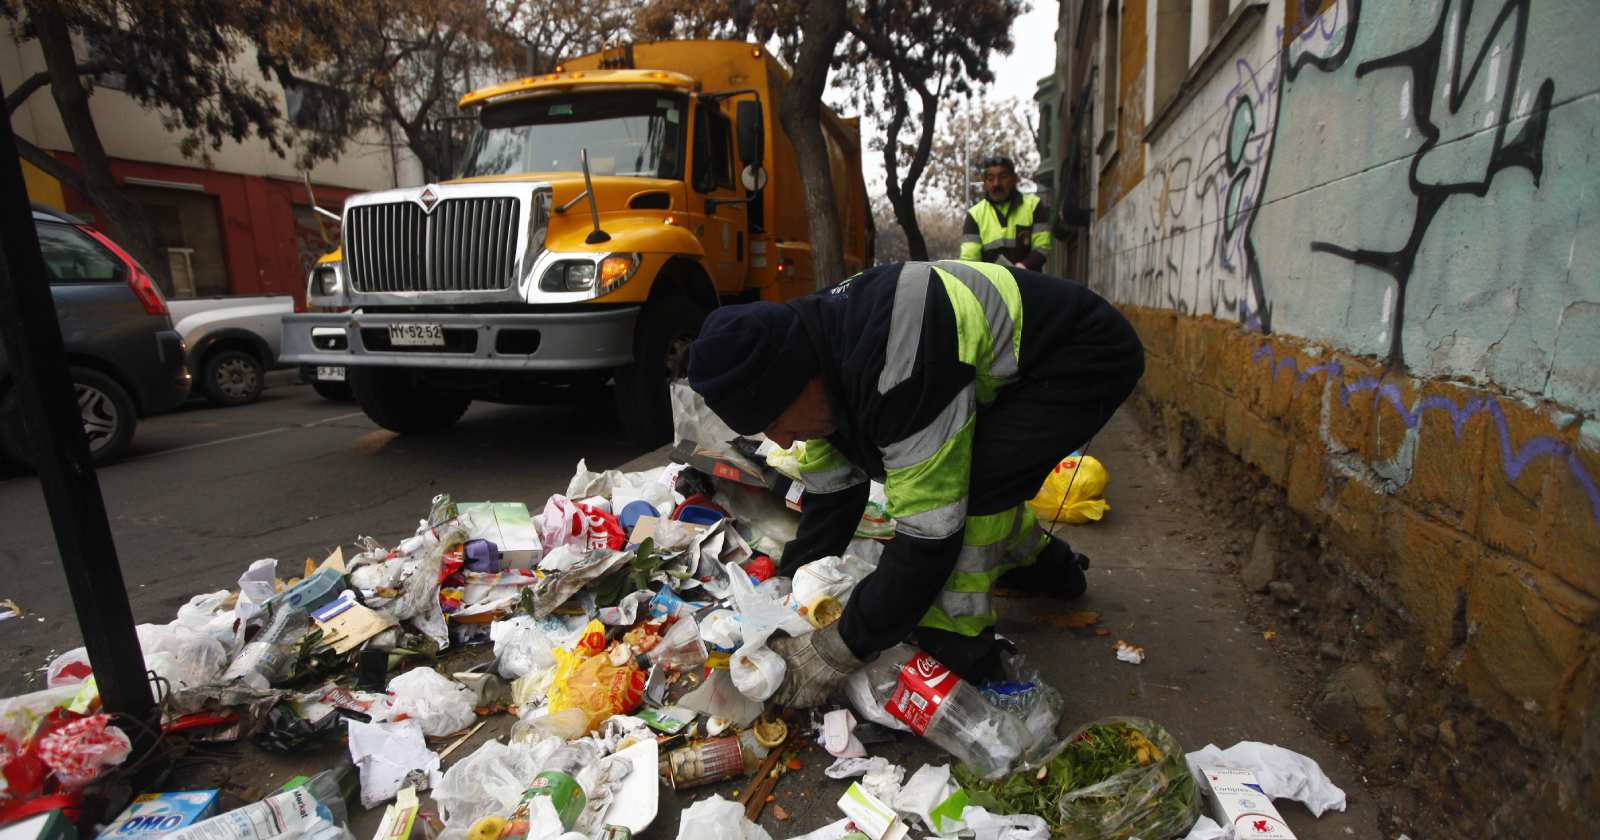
[0,381,648,696]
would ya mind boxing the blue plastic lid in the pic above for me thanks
[675,503,725,526]
[618,499,660,531]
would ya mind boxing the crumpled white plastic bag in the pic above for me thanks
[1178,815,1229,840]
[724,562,814,701]
[174,590,243,654]
[434,736,563,830]
[790,554,877,611]
[895,764,965,835]
[387,667,477,737]
[960,805,1050,840]
[490,615,557,680]
[674,795,773,840]
[1185,741,1348,817]
[824,756,904,806]
[347,719,442,809]
[47,622,228,693]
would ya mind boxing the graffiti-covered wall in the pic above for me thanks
[1095,0,1597,412]
[1089,0,1599,773]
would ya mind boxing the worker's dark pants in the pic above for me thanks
[915,360,1144,681]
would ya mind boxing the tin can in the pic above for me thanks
[663,734,755,789]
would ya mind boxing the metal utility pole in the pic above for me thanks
[0,88,155,727]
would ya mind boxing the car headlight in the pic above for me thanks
[540,260,598,293]
[314,266,339,296]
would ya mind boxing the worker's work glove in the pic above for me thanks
[768,624,865,708]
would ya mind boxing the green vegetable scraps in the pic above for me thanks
[953,720,1199,839]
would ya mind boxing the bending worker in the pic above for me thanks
[960,155,1052,270]
[686,260,1143,707]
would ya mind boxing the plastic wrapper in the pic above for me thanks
[545,651,645,733]
[175,590,245,654]
[1029,453,1111,524]
[790,555,877,611]
[233,557,278,626]
[387,668,477,737]
[679,668,764,729]
[1053,717,1201,840]
[434,738,563,832]
[647,615,708,670]
[49,619,234,692]
[723,562,813,701]
[35,713,130,788]
[490,616,557,680]
[515,707,590,741]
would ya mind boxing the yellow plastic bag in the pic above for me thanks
[1028,453,1111,524]
[546,649,645,733]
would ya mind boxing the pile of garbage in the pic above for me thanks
[0,386,1350,839]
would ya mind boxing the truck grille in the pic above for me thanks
[345,197,523,292]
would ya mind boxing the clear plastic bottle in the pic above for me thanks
[165,764,354,839]
[884,651,1029,780]
[220,603,309,690]
[845,643,917,731]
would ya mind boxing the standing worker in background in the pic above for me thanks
[960,155,1052,270]
[687,260,1143,708]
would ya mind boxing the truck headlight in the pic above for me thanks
[540,260,597,292]
[314,267,339,296]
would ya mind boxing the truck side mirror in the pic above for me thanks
[736,100,764,167]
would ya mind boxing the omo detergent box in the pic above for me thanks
[96,791,219,838]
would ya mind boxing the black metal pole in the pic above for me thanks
[0,89,154,723]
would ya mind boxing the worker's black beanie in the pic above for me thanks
[688,301,817,436]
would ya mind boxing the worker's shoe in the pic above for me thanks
[994,539,1089,600]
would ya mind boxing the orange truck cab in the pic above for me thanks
[280,40,869,442]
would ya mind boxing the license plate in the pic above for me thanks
[388,323,444,347]
[315,365,345,382]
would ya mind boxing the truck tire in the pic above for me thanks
[350,367,471,434]
[0,367,138,467]
[199,348,264,407]
[614,296,708,446]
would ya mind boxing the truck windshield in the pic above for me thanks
[461,91,686,180]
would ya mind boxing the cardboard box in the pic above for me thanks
[458,502,543,568]
[1196,765,1296,839]
[96,791,220,838]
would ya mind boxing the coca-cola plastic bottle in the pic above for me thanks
[884,651,1029,779]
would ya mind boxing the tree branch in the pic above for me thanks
[13,137,87,195]
[6,62,111,115]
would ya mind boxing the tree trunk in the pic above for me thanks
[778,0,846,291]
[33,8,169,288]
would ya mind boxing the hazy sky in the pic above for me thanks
[845,1,1060,197]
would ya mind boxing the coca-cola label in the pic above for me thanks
[885,652,954,735]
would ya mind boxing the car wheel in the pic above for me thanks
[0,369,137,467]
[613,296,708,446]
[349,367,471,433]
[311,380,353,401]
[200,349,264,407]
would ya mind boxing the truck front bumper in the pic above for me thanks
[279,308,640,371]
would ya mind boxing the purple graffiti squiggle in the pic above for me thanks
[1249,344,1600,525]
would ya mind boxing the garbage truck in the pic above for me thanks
[281,40,870,443]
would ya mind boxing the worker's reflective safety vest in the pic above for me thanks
[960,194,1050,264]
[796,260,1052,637]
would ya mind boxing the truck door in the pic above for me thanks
[690,101,747,292]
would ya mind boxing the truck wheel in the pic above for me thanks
[349,367,471,433]
[614,296,708,446]
[1,368,138,467]
[200,348,264,407]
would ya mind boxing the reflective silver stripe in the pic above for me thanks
[881,383,974,471]
[960,234,981,244]
[876,262,933,394]
[934,589,992,618]
[802,464,869,494]
[953,538,1008,574]
[934,261,1019,379]
[895,497,967,540]
[980,236,1019,249]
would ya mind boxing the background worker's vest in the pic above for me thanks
[963,194,1042,263]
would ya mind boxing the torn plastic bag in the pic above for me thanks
[673,795,773,840]
[524,547,632,617]
[1052,717,1202,840]
[670,381,746,454]
[348,718,442,810]
[387,668,477,737]
[490,615,557,680]
[545,650,645,733]
[597,590,653,626]
[375,519,464,649]
[255,699,343,752]
[679,667,764,729]
[175,590,244,655]
[567,459,683,514]
[791,554,877,611]
[35,713,131,788]
[724,562,813,702]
